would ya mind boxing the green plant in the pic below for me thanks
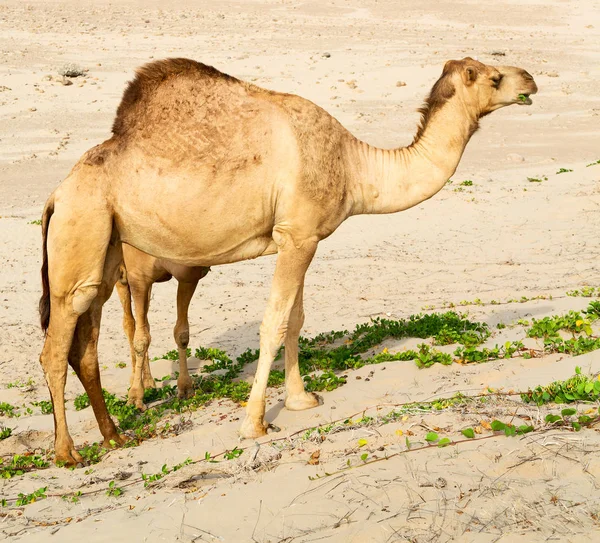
[489,420,534,437]
[78,442,108,464]
[0,402,17,417]
[15,486,47,506]
[567,286,598,297]
[545,407,599,431]
[142,457,192,487]
[586,159,600,167]
[460,180,473,186]
[0,455,49,478]
[521,368,600,405]
[28,219,42,225]
[116,362,127,369]
[224,447,244,460]
[6,377,35,389]
[62,490,82,503]
[106,481,123,497]
[527,176,547,183]
[31,400,53,414]
[556,168,573,174]
[0,427,12,440]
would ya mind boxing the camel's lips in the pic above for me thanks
[517,93,533,105]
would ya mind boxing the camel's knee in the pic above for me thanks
[174,325,190,350]
[133,328,150,356]
[72,285,99,315]
[260,320,287,353]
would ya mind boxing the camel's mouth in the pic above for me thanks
[516,93,533,106]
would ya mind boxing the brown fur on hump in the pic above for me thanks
[412,63,457,143]
[111,58,239,137]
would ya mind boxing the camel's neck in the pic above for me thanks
[346,99,478,215]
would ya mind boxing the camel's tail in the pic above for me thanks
[39,195,55,333]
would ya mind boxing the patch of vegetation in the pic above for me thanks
[106,481,123,498]
[0,402,17,417]
[567,286,599,298]
[544,407,599,432]
[527,176,548,183]
[142,458,192,487]
[6,377,35,389]
[78,442,109,464]
[521,367,600,405]
[0,427,12,440]
[58,63,86,78]
[460,180,474,186]
[15,487,47,506]
[556,168,573,174]
[28,219,42,226]
[586,159,600,167]
[116,362,127,369]
[0,455,49,478]
[31,400,53,414]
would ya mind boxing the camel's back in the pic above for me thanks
[105,59,349,198]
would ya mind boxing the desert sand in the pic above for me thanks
[1,0,600,541]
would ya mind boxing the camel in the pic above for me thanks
[115,244,210,409]
[38,57,537,465]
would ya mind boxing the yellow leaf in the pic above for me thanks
[395,429,404,437]
[381,347,389,354]
[239,401,247,407]
[474,426,483,434]
[576,320,583,327]
[480,420,492,430]
[401,415,409,422]
[358,438,368,447]
[585,408,596,414]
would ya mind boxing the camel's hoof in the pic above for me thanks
[177,379,194,399]
[102,433,128,449]
[127,389,147,411]
[55,448,84,468]
[285,391,322,411]
[239,416,268,439]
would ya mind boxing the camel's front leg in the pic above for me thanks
[240,235,317,438]
[283,285,320,411]
[174,280,199,399]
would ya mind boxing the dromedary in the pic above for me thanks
[115,245,210,408]
[39,57,537,465]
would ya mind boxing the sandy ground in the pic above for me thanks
[1,0,600,541]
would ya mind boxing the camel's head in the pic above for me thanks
[440,57,538,116]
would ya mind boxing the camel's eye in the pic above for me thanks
[491,75,503,88]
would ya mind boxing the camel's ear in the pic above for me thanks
[463,66,478,86]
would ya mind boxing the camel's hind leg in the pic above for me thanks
[174,280,199,399]
[40,186,114,465]
[283,285,320,411]
[116,273,156,390]
[126,275,153,410]
[68,242,126,450]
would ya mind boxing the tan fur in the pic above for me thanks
[38,57,537,465]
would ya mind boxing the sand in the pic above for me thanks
[1,0,600,541]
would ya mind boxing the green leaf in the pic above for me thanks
[491,420,506,431]
[572,421,581,431]
[360,453,368,462]
[545,414,561,424]
[405,437,411,450]
[461,428,475,439]
[561,408,576,417]
[425,432,439,443]
[504,425,517,437]
[438,438,451,447]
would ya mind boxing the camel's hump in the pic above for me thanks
[112,58,240,137]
